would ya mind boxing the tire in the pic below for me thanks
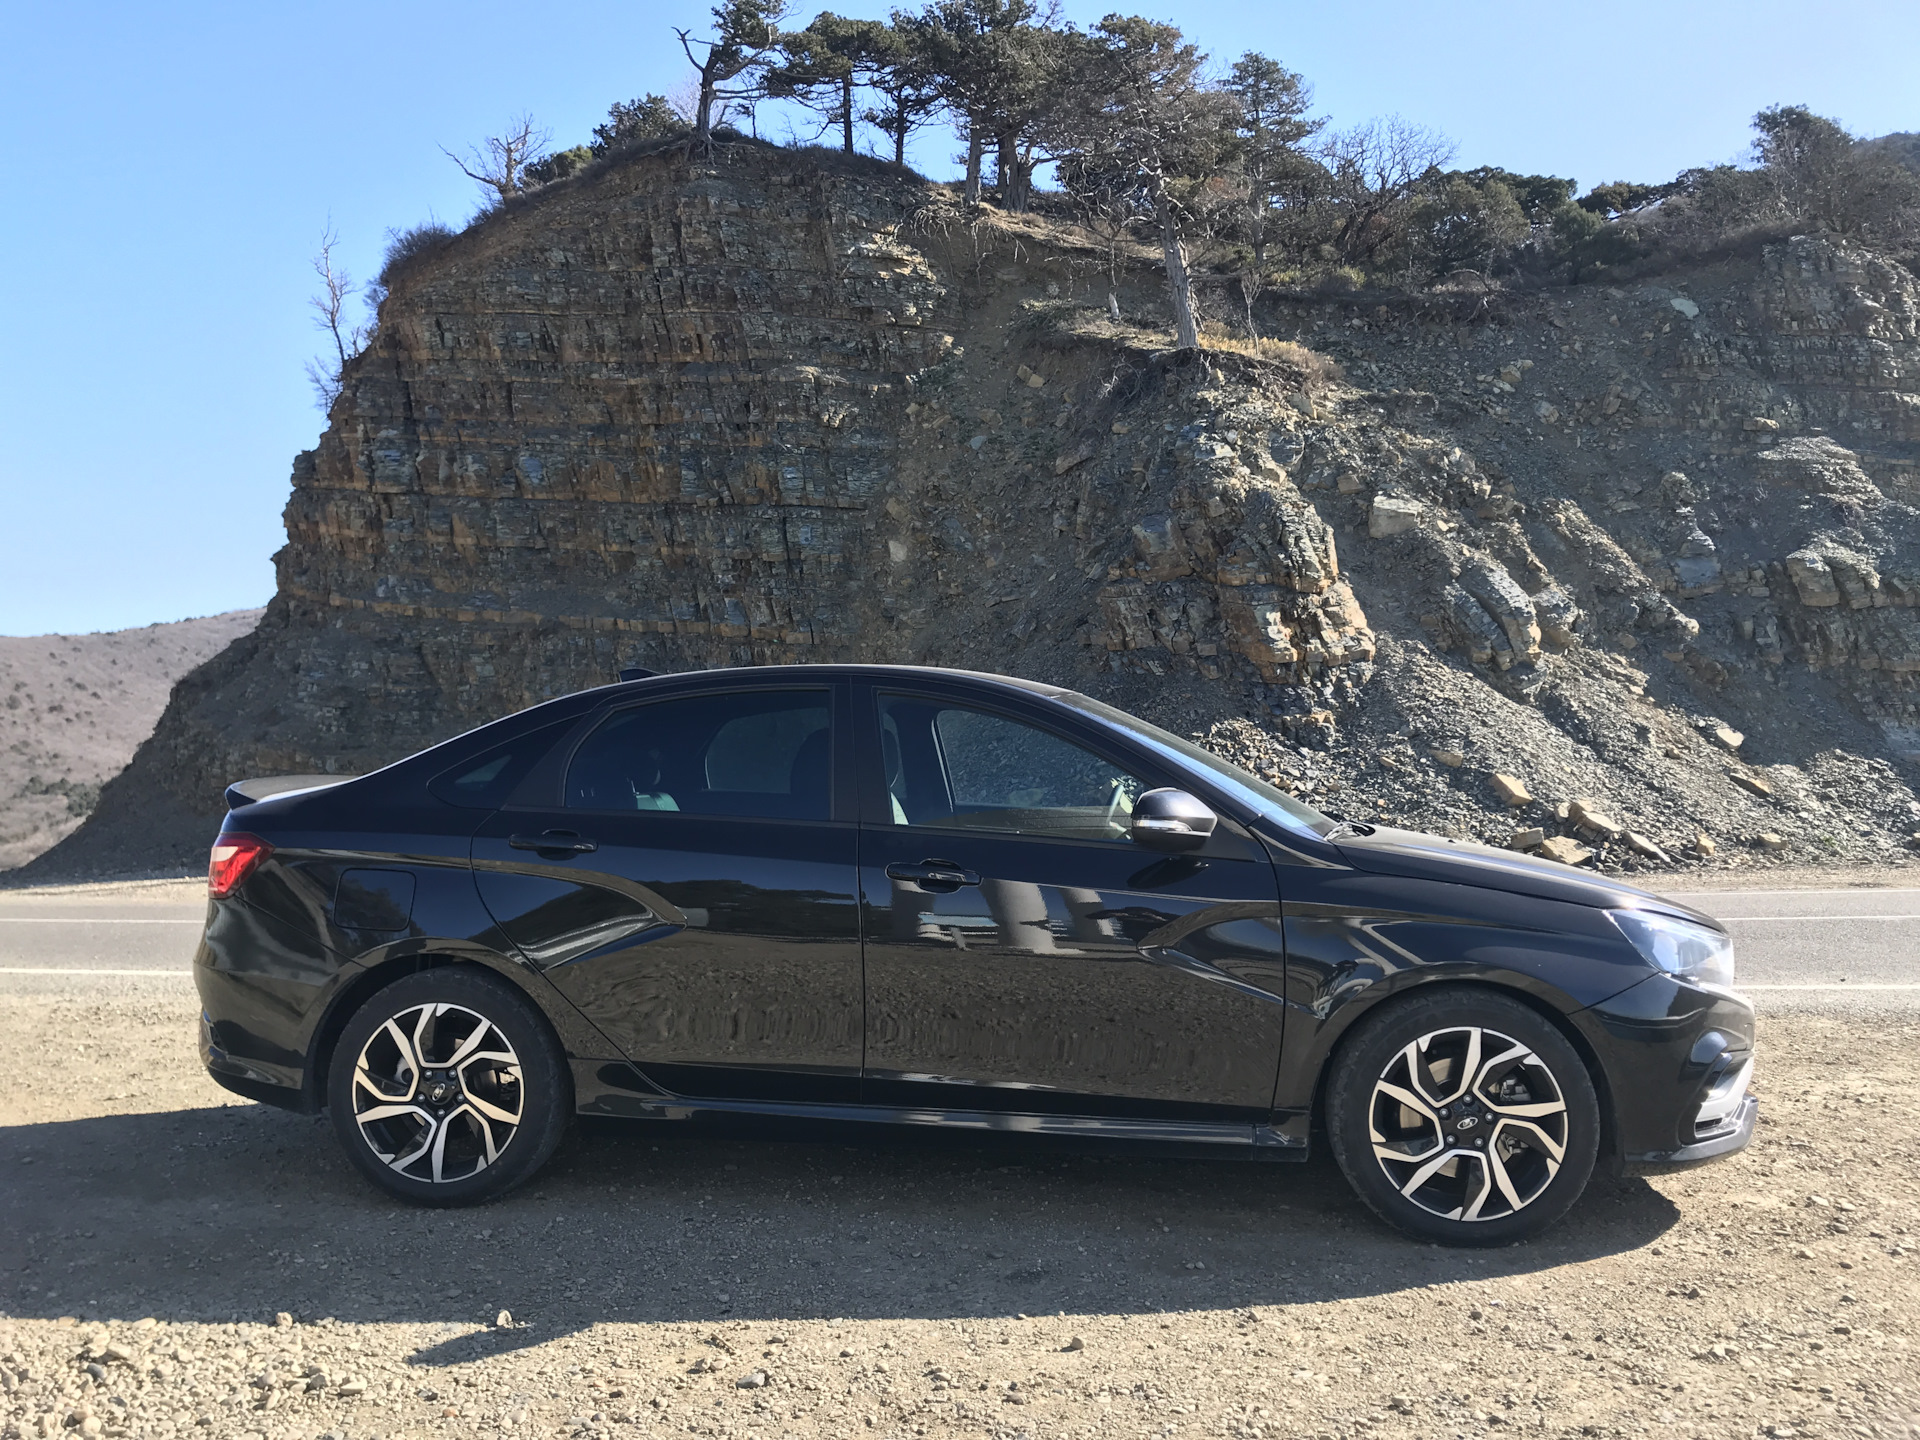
[326,967,571,1206]
[1325,988,1599,1246]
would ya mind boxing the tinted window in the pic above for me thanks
[1054,692,1331,835]
[567,690,832,820]
[878,695,1143,842]
[430,720,572,809]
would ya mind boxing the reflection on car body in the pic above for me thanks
[193,664,1756,1243]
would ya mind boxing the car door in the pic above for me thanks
[854,683,1290,1123]
[471,682,862,1103]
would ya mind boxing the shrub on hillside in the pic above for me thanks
[591,95,686,155]
[525,144,594,187]
[376,223,457,290]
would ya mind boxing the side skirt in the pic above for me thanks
[571,1060,1307,1156]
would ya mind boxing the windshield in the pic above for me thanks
[1055,693,1333,837]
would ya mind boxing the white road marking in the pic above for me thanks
[1722,915,1920,923]
[0,917,202,925]
[1671,889,1920,898]
[0,967,194,976]
[1742,984,1920,991]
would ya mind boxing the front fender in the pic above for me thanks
[1269,870,1652,1137]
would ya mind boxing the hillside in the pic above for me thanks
[24,144,1920,879]
[0,611,263,872]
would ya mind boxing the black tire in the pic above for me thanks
[1325,988,1599,1246]
[327,967,571,1206]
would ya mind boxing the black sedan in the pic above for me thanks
[195,665,1755,1244]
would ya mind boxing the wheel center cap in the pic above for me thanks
[1455,1114,1480,1132]
[428,1081,453,1104]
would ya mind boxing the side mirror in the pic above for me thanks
[1128,788,1218,853]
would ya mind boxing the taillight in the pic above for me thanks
[208,833,273,897]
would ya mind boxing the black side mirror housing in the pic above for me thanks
[1128,788,1218,853]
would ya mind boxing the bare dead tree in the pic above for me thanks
[1316,116,1455,264]
[303,226,369,412]
[441,114,552,207]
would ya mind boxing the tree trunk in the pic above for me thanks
[963,124,983,205]
[1154,185,1201,350]
[841,76,855,153]
[695,71,717,153]
[893,123,905,166]
[996,132,1019,211]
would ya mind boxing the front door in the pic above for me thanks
[855,685,1289,1122]
[472,684,862,1103]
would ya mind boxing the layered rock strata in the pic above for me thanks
[29,151,1920,876]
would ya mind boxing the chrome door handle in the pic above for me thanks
[508,831,598,855]
[886,860,980,892]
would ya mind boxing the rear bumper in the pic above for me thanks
[1624,1094,1758,1175]
[199,1007,315,1112]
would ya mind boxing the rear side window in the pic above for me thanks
[566,690,831,821]
[429,721,570,809]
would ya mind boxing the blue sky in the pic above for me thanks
[1,0,1915,637]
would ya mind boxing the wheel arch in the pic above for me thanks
[305,944,584,1112]
[1304,976,1619,1165]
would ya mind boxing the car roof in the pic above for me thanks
[590,664,1072,700]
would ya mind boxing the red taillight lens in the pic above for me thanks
[208,833,272,898]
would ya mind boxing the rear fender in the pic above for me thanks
[302,938,628,1111]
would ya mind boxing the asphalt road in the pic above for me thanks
[1,883,1914,1011]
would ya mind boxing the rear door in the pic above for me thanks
[854,683,1289,1123]
[471,683,862,1103]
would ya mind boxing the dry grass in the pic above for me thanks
[1199,327,1346,389]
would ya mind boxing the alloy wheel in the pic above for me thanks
[1368,1024,1569,1222]
[351,1002,524,1183]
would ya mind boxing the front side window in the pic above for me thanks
[878,694,1143,842]
[567,690,831,821]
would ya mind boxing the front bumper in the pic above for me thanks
[1623,1093,1758,1174]
[1573,972,1758,1171]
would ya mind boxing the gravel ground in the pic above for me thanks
[1,986,1916,1440]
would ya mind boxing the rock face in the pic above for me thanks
[26,148,1920,876]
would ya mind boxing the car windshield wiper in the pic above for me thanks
[1320,814,1377,839]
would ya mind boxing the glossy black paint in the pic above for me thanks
[192,663,1756,1178]
[850,678,1289,1122]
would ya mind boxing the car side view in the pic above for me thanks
[195,665,1756,1244]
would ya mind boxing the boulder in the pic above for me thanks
[1567,797,1623,838]
[1538,836,1595,866]
[1430,746,1466,768]
[1458,556,1542,661]
[1509,827,1547,851]
[1786,550,1842,607]
[1532,586,1582,646]
[1490,774,1533,807]
[1369,495,1425,539]
[1702,721,1744,751]
[1624,831,1671,863]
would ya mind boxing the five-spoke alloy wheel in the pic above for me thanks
[328,968,570,1204]
[1328,990,1599,1245]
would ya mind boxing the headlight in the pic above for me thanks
[1610,909,1735,988]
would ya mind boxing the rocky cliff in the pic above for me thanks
[27,144,1920,877]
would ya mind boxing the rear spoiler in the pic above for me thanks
[224,775,353,809]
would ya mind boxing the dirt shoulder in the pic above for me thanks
[0,991,1914,1440]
